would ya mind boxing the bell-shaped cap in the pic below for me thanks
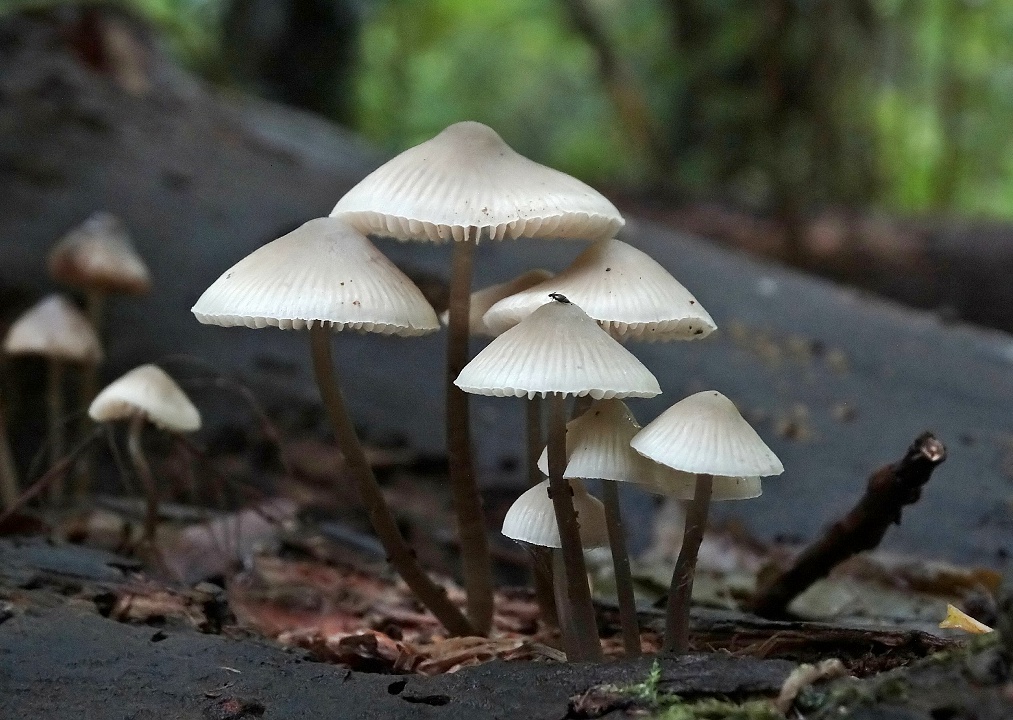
[192,218,439,336]
[89,364,201,433]
[640,468,762,501]
[3,294,102,364]
[439,268,553,338]
[331,121,624,244]
[632,391,783,478]
[48,212,151,295]
[501,478,608,549]
[536,399,657,484]
[454,296,661,399]
[483,238,716,341]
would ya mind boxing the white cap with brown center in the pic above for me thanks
[48,212,151,296]
[454,295,661,400]
[191,217,439,336]
[89,364,201,433]
[483,237,716,341]
[631,391,783,479]
[3,294,102,364]
[501,478,608,549]
[331,121,624,243]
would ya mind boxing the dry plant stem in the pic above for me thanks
[127,413,159,541]
[46,357,65,503]
[602,479,640,655]
[0,401,19,509]
[445,237,494,635]
[0,428,100,526]
[753,432,946,618]
[664,473,713,653]
[310,325,475,637]
[547,392,603,661]
[526,395,558,629]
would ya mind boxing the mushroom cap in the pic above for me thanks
[3,294,103,364]
[454,297,661,399]
[639,469,762,501]
[48,212,151,295]
[439,268,553,338]
[536,398,657,484]
[331,121,624,244]
[501,478,608,549]
[191,218,439,336]
[631,391,783,478]
[89,364,201,433]
[483,238,716,341]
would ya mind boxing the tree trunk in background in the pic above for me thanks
[222,0,360,125]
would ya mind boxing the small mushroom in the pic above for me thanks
[192,217,473,637]
[631,391,783,653]
[4,295,102,502]
[332,121,623,636]
[89,364,200,540]
[456,294,659,660]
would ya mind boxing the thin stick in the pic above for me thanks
[310,325,474,637]
[547,392,602,661]
[752,433,946,618]
[664,473,712,653]
[445,237,494,635]
[126,413,159,541]
[526,395,558,629]
[46,357,65,503]
[602,479,640,655]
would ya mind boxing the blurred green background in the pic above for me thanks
[8,0,1011,220]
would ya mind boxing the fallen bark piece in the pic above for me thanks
[752,432,946,618]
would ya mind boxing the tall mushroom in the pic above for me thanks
[456,294,660,660]
[3,294,102,501]
[631,391,783,653]
[192,217,473,637]
[536,398,658,655]
[332,121,623,634]
[48,212,151,496]
[89,364,200,540]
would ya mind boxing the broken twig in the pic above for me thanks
[752,432,946,618]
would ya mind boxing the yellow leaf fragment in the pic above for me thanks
[939,603,993,634]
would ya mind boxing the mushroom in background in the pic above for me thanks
[631,390,783,653]
[89,363,200,540]
[332,121,623,635]
[192,217,474,637]
[4,294,102,502]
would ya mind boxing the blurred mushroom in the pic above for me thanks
[89,363,200,540]
[456,294,659,660]
[192,217,473,637]
[4,294,102,501]
[631,391,783,653]
[332,121,623,635]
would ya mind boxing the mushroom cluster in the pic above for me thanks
[182,120,782,659]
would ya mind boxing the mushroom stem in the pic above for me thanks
[602,479,641,655]
[551,548,579,657]
[526,395,558,629]
[0,395,19,509]
[126,413,159,541]
[45,357,65,503]
[547,392,602,661]
[74,289,105,499]
[445,237,494,635]
[310,325,475,637]
[664,473,713,653]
